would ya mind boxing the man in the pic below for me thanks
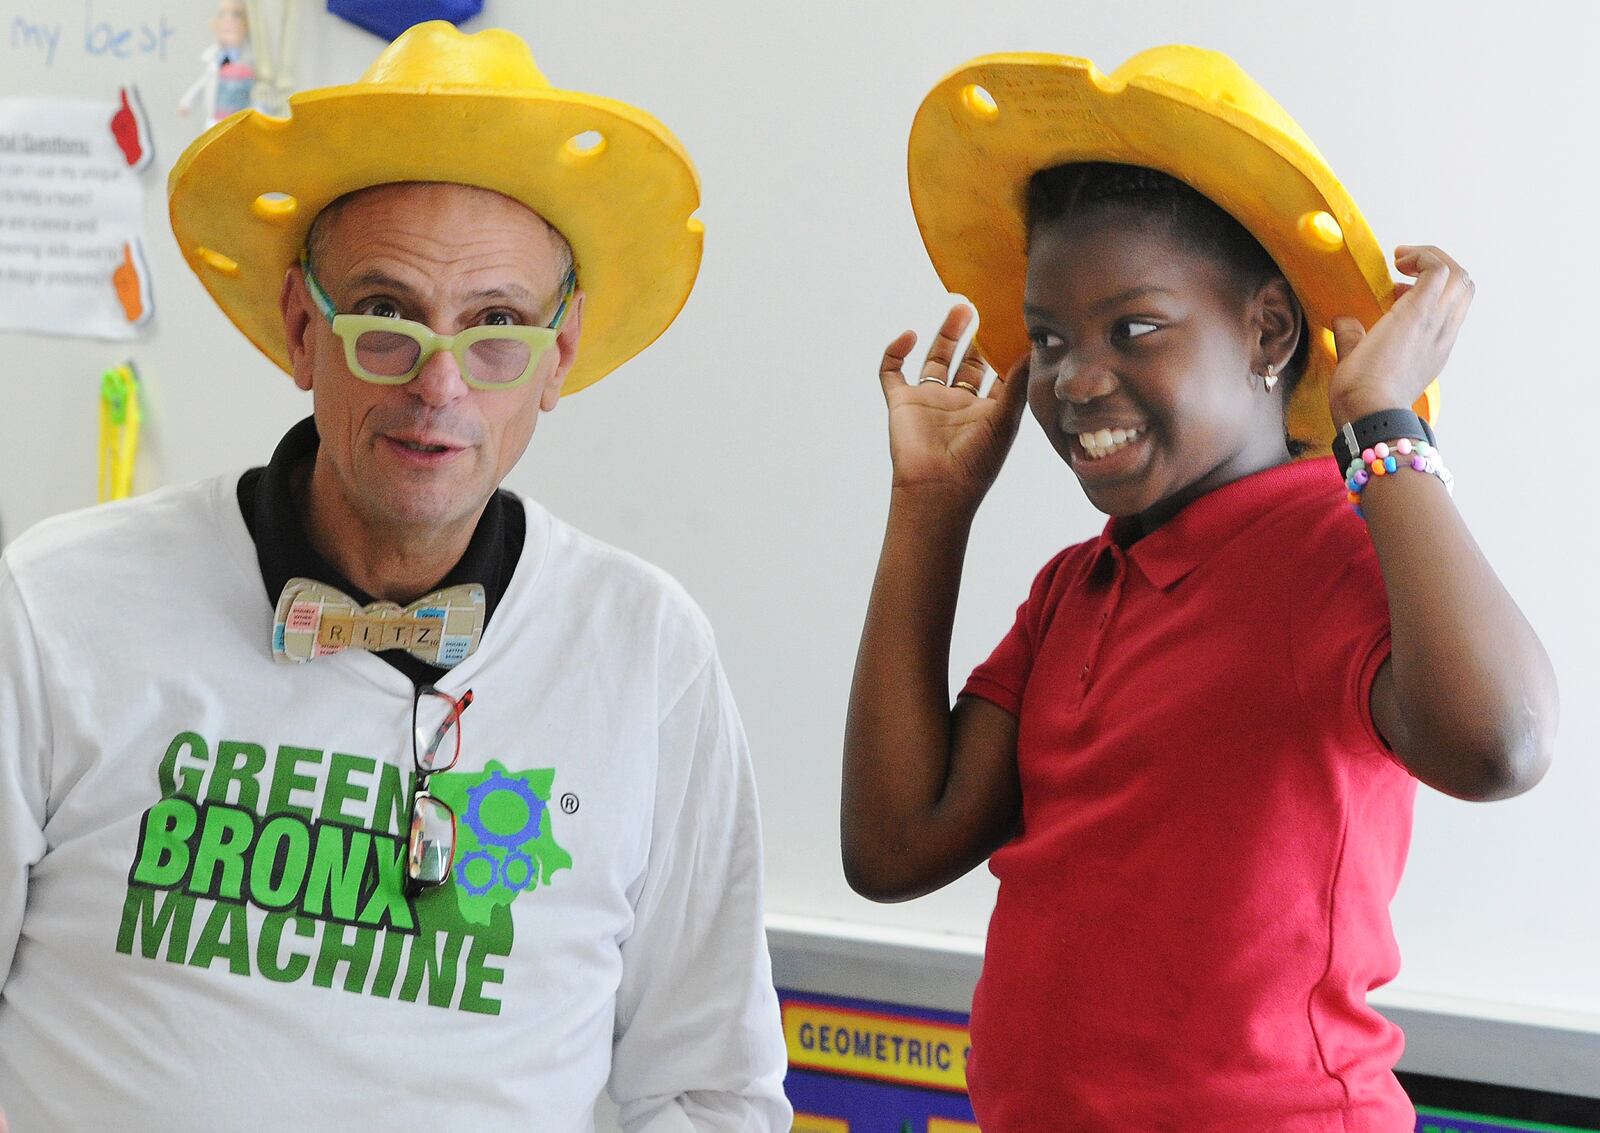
[0,23,790,1131]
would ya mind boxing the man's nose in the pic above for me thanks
[409,344,471,407]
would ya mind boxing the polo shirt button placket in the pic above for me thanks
[1077,550,1126,701]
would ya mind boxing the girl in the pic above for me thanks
[842,49,1558,1132]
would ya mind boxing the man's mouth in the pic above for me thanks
[381,434,465,462]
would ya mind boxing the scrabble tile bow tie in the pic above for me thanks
[272,578,485,667]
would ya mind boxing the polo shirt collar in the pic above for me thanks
[1097,457,1338,591]
[238,415,521,685]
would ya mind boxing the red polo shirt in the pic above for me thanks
[962,458,1417,1132]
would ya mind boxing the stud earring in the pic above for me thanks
[1262,364,1279,392]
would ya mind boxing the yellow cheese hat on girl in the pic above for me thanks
[907,47,1438,450]
[168,21,702,396]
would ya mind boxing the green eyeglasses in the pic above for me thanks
[300,248,577,390]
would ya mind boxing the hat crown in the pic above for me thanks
[359,20,553,93]
[1112,45,1326,165]
[169,20,702,397]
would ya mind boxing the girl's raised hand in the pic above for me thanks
[1327,244,1474,423]
[878,304,1031,510]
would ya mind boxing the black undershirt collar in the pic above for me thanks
[238,416,524,688]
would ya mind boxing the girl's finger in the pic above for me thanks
[879,330,918,399]
[989,354,1032,424]
[1396,245,1470,299]
[1330,315,1366,362]
[950,343,988,394]
[1400,243,1468,276]
[1403,255,1452,302]
[919,305,976,384]
[1440,275,1474,345]
[1420,247,1473,300]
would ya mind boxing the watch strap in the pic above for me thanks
[1332,409,1436,470]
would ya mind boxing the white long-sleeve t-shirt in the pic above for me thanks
[0,475,790,1132]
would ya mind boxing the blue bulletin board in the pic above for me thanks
[1414,1112,1599,1133]
[777,988,1600,1133]
[780,989,978,1132]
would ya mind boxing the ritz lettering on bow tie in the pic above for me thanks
[315,611,443,652]
[272,577,485,667]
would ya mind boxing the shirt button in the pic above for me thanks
[1080,664,1090,680]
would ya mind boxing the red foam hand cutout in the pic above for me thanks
[110,88,144,168]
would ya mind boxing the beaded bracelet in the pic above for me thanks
[1344,437,1454,517]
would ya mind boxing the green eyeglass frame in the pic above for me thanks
[300,248,577,390]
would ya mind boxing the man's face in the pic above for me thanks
[281,182,582,555]
[213,2,248,50]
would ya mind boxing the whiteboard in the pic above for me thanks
[3,0,1597,1035]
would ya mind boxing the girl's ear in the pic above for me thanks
[1252,277,1302,374]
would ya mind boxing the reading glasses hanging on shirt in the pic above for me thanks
[407,686,473,892]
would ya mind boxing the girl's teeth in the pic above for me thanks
[1077,427,1142,460]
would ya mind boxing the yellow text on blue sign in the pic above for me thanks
[783,998,971,1092]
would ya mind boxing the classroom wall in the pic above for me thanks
[3,0,1597,1036]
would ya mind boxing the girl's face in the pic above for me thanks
[1024,208,1294,530]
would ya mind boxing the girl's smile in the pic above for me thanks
[1023,207,1300,531]
[1065,425,1151,480]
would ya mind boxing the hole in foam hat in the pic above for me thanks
[1298,210,1344,252]
[251,192,298,222]
[562,131,607,163]
[195,246,239,276]
[961,84,999,120]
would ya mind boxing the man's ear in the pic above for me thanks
[280,265,317,393]
[1252,276,1302,375]
[538,290,585,413]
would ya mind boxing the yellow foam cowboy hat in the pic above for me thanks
[908,47,1438,450]
[169,21,702,396]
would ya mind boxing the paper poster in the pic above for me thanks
[0,87,155,340]
[780,990,980,1132]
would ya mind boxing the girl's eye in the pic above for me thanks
[1115,319,1159,341]
[480,310,521,328]
[1029,329,1064,349]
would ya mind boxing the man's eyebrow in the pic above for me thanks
[462,284,537,305]
[1024,285,1178,320]
[340,269,416,296]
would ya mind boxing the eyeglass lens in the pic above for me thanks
[414,689,466,774]
[355,329,532,385]
[408,793,456,886]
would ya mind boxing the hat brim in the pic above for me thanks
[169,84,703,396]
[908,51,1437,450]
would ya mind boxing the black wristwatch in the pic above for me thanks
[1331,408,1437,471]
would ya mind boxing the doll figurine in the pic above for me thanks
[179,1,255,125]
